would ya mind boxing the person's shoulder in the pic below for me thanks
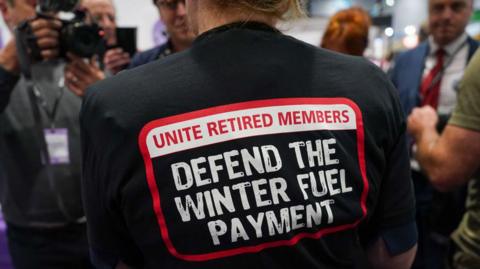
[87,49,190,104]
[135,44,166,59]
[283,34,374,70]
[313,45,387,83]
[317,47,400,105]
[395,42,428,63]
[129,43,170,68]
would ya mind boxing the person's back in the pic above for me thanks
[82,16,416,267]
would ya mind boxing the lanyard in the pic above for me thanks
[423,39,468,95]
[31,79,65,128]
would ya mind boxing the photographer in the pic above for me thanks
[65,0,130,97]
[0,0,93,268]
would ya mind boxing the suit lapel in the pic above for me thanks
[412,42,430,92]
[466,37,479,63]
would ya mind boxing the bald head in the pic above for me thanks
[81,0,117,45]
[81,0,114,8]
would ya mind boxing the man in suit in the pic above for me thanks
[390,1,478,268]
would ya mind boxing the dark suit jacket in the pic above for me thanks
[389,36,479,116]
[128,41,172,69]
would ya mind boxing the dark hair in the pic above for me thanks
[321,7,371,56]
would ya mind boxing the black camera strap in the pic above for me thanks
[14,24,77,223]
[31,81,65,128]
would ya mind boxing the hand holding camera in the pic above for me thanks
[0,16,62,75]
[29,17,62,60]
[103,48,130,75]
[16,0,103,63]
[65,53,105,97]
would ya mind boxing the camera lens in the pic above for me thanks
[62,23,102,58]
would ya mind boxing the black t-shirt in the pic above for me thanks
[81,22,415,268]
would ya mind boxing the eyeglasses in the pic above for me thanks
[156,0,186,10]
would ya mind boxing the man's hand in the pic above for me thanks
[30,18,62,60]
[407,106,438,140]
[65,53,105,97]
[0,39,20,73]
[407,105,480,191]
[104,48,130,75]
[0,17,61,74]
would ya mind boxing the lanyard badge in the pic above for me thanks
[44,128,70,165]
[34,79,70,165]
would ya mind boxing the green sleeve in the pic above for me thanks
[449,51,480,132]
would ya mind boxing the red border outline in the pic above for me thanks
[138,98,369,262]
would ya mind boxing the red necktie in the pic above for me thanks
[420,49,445,109]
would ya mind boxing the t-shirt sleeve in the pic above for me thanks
[80,87,143,267]
[362,68,417,253]
[376,130,416,229]
[449,50,480,132]
[372,129,417,254]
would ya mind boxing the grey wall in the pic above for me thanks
[392,0,428,38]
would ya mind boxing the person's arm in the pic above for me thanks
[81,87,143,268]
[408,48,480,191]
[0,39,20,113]
[103,48,130,75]
[362,129,417,268]
[0,38,20,73]
[65,53,105,97]
[0,17,61,112]
[361,74,417,267]
[408,106,480,192]
[364,151,417,269]
[368,237,417,269]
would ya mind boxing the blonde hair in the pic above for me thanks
[215,0,304,19]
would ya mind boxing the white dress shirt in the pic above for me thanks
[424,33,469,115]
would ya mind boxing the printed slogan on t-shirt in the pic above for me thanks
[139,98,369,262]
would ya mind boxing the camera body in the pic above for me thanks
[29,0,104,59]
[58,10,104,58]
[38,0,79,13]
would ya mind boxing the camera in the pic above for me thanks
[38,0,79,13]
[57,9,104,58]
[21,0,104,60]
